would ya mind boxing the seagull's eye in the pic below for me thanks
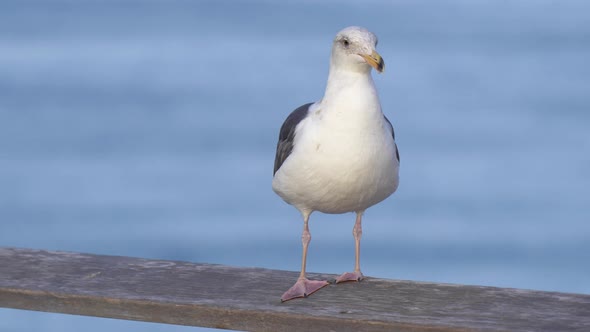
[342,39,350,48]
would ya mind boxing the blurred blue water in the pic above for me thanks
[1,0,589,331]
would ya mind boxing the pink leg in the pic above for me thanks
[336,211,364,283]
[281,212,329,302]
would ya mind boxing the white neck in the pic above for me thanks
[321,64,381,116]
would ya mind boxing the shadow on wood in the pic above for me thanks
[1,247,589,331]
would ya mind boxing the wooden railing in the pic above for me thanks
[1,247,589,331]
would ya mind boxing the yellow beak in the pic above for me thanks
[360,50,385,73]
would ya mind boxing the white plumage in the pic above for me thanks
[272,26,399,302]
[272,79,398,214]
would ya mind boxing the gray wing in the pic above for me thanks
[273,103,313,175]
[384,115,400,163]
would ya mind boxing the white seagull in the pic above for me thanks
[272,26,400,302]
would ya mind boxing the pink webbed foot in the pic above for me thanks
[281,278,330,302]
[336,271,364,283]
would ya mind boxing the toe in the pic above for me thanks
[336,271,364,283]
[281,278,329,302]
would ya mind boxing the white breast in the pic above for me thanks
[272,74,399,214]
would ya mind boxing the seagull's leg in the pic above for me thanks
[281,211,329,302]
[336,211,365,283]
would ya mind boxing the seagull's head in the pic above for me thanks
[331,26,384,74]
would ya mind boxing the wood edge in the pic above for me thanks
[0,287,468,332]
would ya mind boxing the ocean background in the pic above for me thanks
[1,0,589,331]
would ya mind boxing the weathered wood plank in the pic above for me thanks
[1,248,589,331]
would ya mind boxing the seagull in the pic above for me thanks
[272,26,400,302]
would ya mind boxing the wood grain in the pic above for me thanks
[1,247,589,331]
